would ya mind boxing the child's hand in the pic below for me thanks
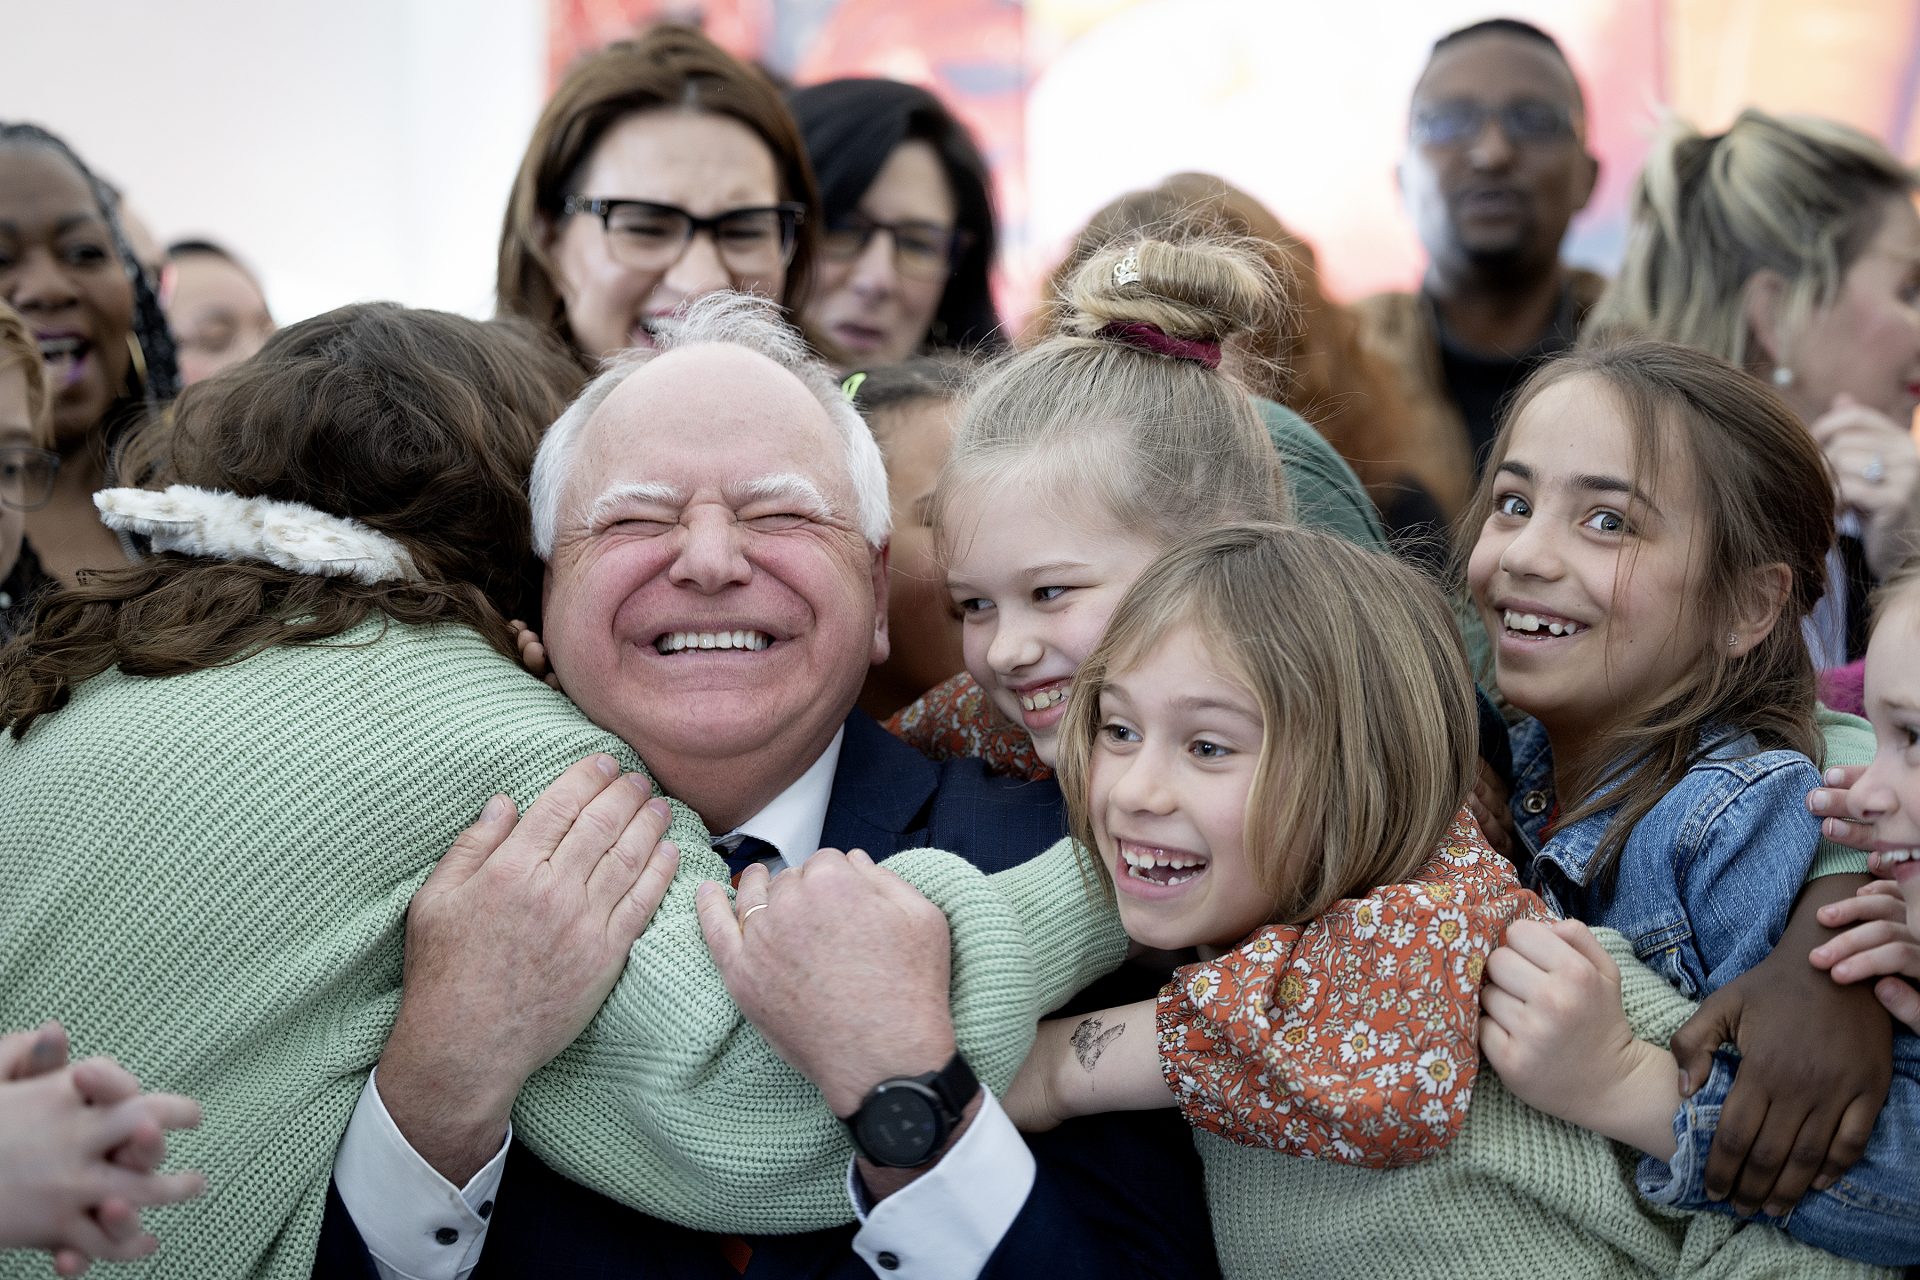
[507,619,563,692]
[1807,764,1876,850]
[1480,920,1647,1119]
[1814,879,1920,1031]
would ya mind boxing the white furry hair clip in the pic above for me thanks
[94,484,421,585]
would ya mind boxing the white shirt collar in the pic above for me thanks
[717,725,844,871]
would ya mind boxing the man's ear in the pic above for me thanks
[1729,562,1792,657]
[869,541,891,667]
[1572,147,1599,213]
[1743,270,1793,370]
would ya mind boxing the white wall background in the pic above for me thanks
[5,0,548,324]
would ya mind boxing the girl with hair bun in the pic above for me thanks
[1590,107,1920,666]
[890,231,1383,775]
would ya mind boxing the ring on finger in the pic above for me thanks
[1863,454,1888,485]
[741,902,769,926]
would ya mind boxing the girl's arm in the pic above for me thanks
[1002,998,1168,1131]
[1480,917,1681,1159]
[1156,814,1548,1167]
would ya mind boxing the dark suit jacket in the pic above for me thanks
[316,711,1220,1280]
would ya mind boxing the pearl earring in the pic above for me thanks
[1771,366,1795,389]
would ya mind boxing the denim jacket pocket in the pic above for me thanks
[1630,919,1700,999]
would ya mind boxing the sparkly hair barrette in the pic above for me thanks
[95,484,421,584]
[1112,251,1142,287]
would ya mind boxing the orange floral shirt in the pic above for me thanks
[885,672,1050,780]
[1158,813,1550,1166]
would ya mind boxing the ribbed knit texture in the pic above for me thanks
[0,622,1125,1278]
[1198,928,1895,1279]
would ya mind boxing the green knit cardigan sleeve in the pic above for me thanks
[515,836,1126,1232]
[0,622,1123,1278]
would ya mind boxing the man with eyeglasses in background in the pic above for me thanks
[1355,17,1602,555]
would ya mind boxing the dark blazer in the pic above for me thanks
[316,711,1218,1280]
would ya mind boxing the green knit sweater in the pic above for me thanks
[1199,928,1894,1280]
[0,621,1126,1279]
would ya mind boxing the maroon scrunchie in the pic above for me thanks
[1095,321,1222,369]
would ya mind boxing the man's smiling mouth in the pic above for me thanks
[653,629,774,654]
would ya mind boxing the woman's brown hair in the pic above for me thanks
[1,303,585,738]
[497,23,820,359]
[1054,522,1477,926]
[1459,336,1832,882]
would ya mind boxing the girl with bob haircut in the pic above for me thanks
[1463,338,1918,1267]
[497,24,821,364]
[1590,107,1920,663]
[1003,520,1883,1278]
[889,230,1380,776]
[788,77,1003,368]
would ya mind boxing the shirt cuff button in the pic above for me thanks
[876,1251,900,1270]
[478,1200,493,1220]
[434,1227,460,1246]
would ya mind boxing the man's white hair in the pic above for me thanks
[529,292,892,560]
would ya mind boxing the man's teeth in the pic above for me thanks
[1881,849,1917,866]
[1502,609,1584,637]
[654,630,771,654]
[1121,847,1207,885]
[1019,687,1067,712]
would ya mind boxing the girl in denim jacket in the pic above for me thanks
[1466,338,1920,1268]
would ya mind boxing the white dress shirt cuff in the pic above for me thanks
[331,1069,509,1280]
[849,1090,1035,1279]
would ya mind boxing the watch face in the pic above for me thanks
[853,1085,942,1166]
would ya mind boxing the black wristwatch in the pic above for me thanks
[845,1052,979,1168]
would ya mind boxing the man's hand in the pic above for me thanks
[377,756,681,1182]
[697,850,956,1117]
[1814,880,1920,1031]
[1670,875,1892,1218]
[1480,919,1680,1158]
[0,1027,205,1277]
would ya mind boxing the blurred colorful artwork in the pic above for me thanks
[549,0,1920,319]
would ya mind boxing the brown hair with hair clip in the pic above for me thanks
[1,304,584,739]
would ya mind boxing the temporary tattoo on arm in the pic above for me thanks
[1070,1015,1125,1072]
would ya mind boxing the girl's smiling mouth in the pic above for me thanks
[1114,839,1211,892]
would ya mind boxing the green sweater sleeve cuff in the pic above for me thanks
[1811,706,1875,880]
[513,836,1123,1234]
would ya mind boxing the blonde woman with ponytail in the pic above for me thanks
[1592,107,1920,665]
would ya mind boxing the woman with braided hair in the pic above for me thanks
[0,122,179,588]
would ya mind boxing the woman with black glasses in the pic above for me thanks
[497,24,821,366]
[789,78,1004,370]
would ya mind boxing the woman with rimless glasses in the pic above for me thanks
[497,24,820,367]
[789,78,1004,371]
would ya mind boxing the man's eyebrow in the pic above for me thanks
[587,481,684,527]
[733,472,835,517]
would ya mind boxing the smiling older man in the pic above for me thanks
[319,294,1215,1280]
